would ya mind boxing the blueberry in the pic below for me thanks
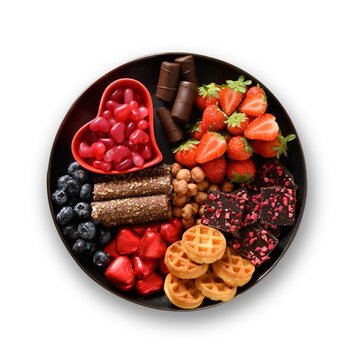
[62,224,80,241]
[74,202,91,220]
[85,240,97,256]
[97,228,112,247]
[56,206,74,225]
[78,221,97,240]
[93,251,111,269]
[79,183,93,202]
[72,239,87,255]
[67,161,82,176]
[57,175,73,189]
[52,188,68,206]
[63,178,81,197]
[73,169,89,185]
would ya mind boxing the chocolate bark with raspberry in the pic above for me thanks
[229,224,279,266]
[260,186,296,226]
[240,191,261,228]
[201,190,248,236]
[254,158,297,189]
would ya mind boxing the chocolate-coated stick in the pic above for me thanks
[171,81,197,123]
[157,107,184,144]
[175,55,198,85]
[156,62,181,103]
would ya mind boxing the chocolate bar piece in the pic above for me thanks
[92,165,172,201]
[261,223,281,238]
[201,190,248,235]
[157,106,184,144]
[240,191,261,228]
[175,55,198,85]
[229,224,279,266]
[260,186,296,226]
[254,158,297,189]
[171,81,197,123]
[91,194,171,227]
[156,62,181,103]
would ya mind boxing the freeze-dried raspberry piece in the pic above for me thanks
[260,186,296,226]
[201,190,248,236]
[229,224,279,266]
[240,191,261,228]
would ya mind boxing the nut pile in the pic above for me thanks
[171,162,235,228]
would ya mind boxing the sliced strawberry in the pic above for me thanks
[195,132,227,164]
[219,88,243,116]
[244,114,279,141]
[238,93,267,116]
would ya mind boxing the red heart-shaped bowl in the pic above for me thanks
[71,78,162,174]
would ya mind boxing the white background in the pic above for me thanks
[1,1,359,359]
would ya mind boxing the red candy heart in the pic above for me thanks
[113,276,135,291]
[129,129,150,144]
[110,122,126,144]
[144,222,162,233]
[131,224,147,236]
[105,256,135,285]
[160,217,184,245]
[114,103,131,122]
[158,256,170,275]
[78,141,94,158]
[135,272,163,296]
[103,238,118,259]
[90,116,110,132]
[137,231,167,259]
[91,142,106,160]
[132,255,158,279]
[115,227,141,255]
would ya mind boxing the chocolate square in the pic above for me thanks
[201,190,248,235]
[229,224,279,266]
[260,186,296,226]
[240,191,261,228]
[254,158,297,189]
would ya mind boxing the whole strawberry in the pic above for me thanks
[201,158,227,184]
[226,159,256,183]
[201,105,227,133]
[224,112,250,135]
[195,83,221,111]
[186,120,205,141]
[251,133,296,158]
[227,136,253,160]
[173,139,200,168]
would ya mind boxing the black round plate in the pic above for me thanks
[47,53,307,311]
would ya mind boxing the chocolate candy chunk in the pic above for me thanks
[171,81,197,123]
[261,223,281,238]
[156,62,181,103]
[175,55,198,85]
[157,106,184,144]
[240,191,261,228]
[254,158,297,189]
[260,186,296,226]
[229,224,279,266]
[201,190,248,235]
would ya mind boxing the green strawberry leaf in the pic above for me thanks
[272,133,296,158]
[225,75,252,94]
[230,171,252,184]
[172,139,200,153]
[224,112,248,127]
[198,83,221,99]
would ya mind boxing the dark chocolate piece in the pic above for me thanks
[261,223,281,238]
[240,191,261,228]
[229,224,279,266]
[254,158,298,189]
[156,62,181,103]
[201,190,248,236]
[175,55,198,85]
[260,186,296,226]
[171,81,197,123]
[91,194,171,227]
[157,107,184,144]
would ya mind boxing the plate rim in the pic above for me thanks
[47,52,307,311]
